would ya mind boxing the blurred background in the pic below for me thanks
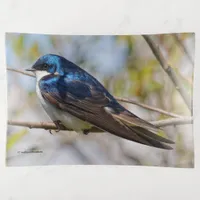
[6,33,194,167]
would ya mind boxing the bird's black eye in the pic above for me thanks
[42,63,48,70]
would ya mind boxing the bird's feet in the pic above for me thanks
[49,120,63,134]
[83,129,90,135]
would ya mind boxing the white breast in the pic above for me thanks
[35,71,92,131]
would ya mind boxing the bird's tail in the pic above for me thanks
[110,110,174,150]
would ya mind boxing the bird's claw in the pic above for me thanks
[54,120,62,132]
[49,120,63,134]
[83,129,90,135]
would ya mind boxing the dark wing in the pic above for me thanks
[39,74,174,150]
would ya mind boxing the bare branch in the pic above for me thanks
[7,117,193,132]
[7,120,101,132]
[7,67,183,118]
[152,116,193,127]
[173,34,194,66]
[7,67,35,77]
[116,97,182,118]
[142,35,192,111]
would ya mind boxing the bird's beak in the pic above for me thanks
[25,68,36,72]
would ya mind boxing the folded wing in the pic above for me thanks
[39,74,174,150]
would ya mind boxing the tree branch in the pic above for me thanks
[116,97,182,118]
[142,35,192,111]
[152,116,192,127]
[7,117,193,132]
[7,67,183,118]
[173,34,194,66]
[7,67,35,77]
[7,120,100,132]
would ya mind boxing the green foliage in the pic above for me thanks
[127,68,139,96]
[113,77,127,96]
[148,81,163,92]
[7,129,28,151]
[28,43,40,61]
[140,61,163,96]
[28,91,36,97]
[125,59,164,98]
[176,133,184,152]
[13,35,24,56]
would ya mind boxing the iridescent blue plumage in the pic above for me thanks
[40,75,93,100]
[27,54,174,150]
[36,54,123,111]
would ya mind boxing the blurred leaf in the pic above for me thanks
[176,132,185,154]
[169,45,181,64]
[135,60,165,97]
[127,60,159,97]
[28,43,40,61]
[140,60,157,77]
[13,35,24,56]
[144,59,158,68]
[28,91,36,97]
[104,77,112,89]
[113,78,126,96]
[139,64,154,96]
[141,66,153,80]
[148,81,163,92]
[135,84,142,97]
[127,68,140,96]
[128,68,138,82]
[51,36,58,47]
[7,129,28,151]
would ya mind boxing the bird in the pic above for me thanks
[26,54,174,150]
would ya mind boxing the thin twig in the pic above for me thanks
[142,35,192,111]
[173,34,194,66]
[7,117,193,132]
[7,120,101,132]
[7,67,35,77]
[116,97,182,118]
[152,117,193,127]
[7,67,182,118]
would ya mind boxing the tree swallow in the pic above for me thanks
[26,54,174,149]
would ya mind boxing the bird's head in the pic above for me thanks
[26,54,68,79]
